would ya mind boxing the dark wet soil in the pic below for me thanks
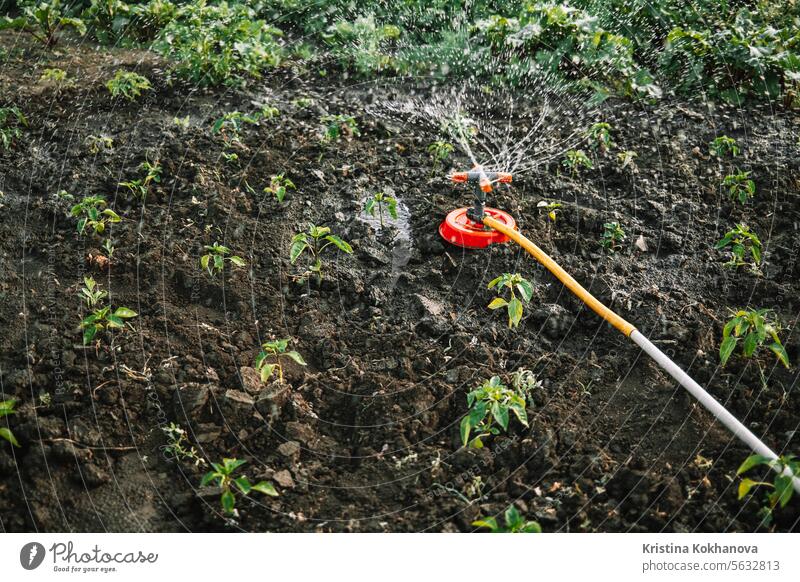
[1,32,798,532]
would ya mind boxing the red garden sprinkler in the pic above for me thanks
[439,166,517,249]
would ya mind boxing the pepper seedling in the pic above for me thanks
[715,224,761,271]
[473,505,542,533]
[0,399,19,447]
[200,243,246,277]
[587,122,614,153]
[289,224,352,282]
[737,454,798,527]
[720,308,789,369]
[722,170,756,204]
[79,277,137,345]
[709,135,740,157]
[562,149,593,174]
[200,458,278,515]
[106,70,151,101]
[460,375,529,449]
[0,106,28,150]
[265,173,295,204]
[255,338,306,384]
[70,196,121,236]
[487,273,533,328]
[600,221,625,253]
[364,191,398,228]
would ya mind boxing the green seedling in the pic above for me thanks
[364,191,397,228]
[0,0,86,47]
[320,114,359,142]
[473,505,542,533]
[289,224,353,282]
[720,308,789,369]
[101,239,115,260]
[39,67,71,87]
[212,107,278,143]
[562,149,593,174]
[460,375,529,449]
[715,224,761,270]
[106,70,151,101]
[265,174,295,204]
[537,200,562,222]
[617,150,638,171]
[600,221,625,253]
[709,135,740,157]
[84,135,113,154]
[200,458,278,515]
[723,170,756,204]
[292,97,313,108]
[79,276,137,345]
[0,399,19,447]
[70,196,121,235]
[0,106,28,151]
[487,272,533,329]
[737,454,798,527]
[173,116,190,128]
[587,122,614,152]
[200,243,246,277]
[162,423,205,467]
[221,151,239,164]
[427,140,454,174]
[255,339,306,384]
[119,159,161,200]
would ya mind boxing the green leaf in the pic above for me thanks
[459,415,472,447]
[504,505,521,527]
[487,297,507,310]
[0,427,19,447]
[737,454,772,475]
[251,481,279,496]
[234,475,252,494]
[106,315,124,328]
[719,335,737,366]
[364,199,375,216]
[229,256,246,267]
[284,351,307,366]
[83,325,98,345]
[325,235,352,254]
[509,402,529,426]
[200,472,218,487]
[472,518,498,531]
[507,297,523,328]
[289,240,307,264]
[221,489,235,513]
[200,254,210,271]
[774,475,794,508]
[742,332,758,358]
[260,363,276,383]
[113,307,137,319]
[487,276,502,289]
[493,402,509,431]
[516,280,533,303]
[769,342,790,368]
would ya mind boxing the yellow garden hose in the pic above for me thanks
[483,214,800,494]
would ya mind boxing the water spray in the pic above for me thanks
[440,170,800,493]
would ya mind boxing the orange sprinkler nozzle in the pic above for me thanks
[450,172,469,183]
[479,176,492,193]
[497,172,512,183]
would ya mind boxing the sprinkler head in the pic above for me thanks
[439,167,517,249]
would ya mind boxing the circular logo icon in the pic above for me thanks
[20,542,46,570]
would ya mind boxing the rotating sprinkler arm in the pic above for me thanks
[450,168,512,223]
[482,214,800,494]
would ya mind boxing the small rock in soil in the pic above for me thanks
[273,469,295,489]
[277,440,302,462]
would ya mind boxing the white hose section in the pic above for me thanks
[630,330,800,494]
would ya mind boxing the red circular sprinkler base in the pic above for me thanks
[439,207,517,249]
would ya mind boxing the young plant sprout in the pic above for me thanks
[200,458,277,515]
[715,224,761,270]
[265,174,295,204]
[537,200,562,222]
[119,159,161,200]
[363,191,398,227]
[709,135,740,157]
[473,505,542,533]
[106,70,151,101]
[0,106,28,151]
[39,67,71,86]
[562,149,593,174]
[70,196,121,235]
[427,140,454,174]
[289,224,353,282]
[0,0,86,48]
[587,122,614,153]
[719,308,790,369]
[460,375,529,448]
[722,170,756,204]
[200,243,246,277]
[617,150,638,171]
[737,454,798,527]
[162,423,206,467]
[0,399,19,447]
[487,273,533,328]
[600,221,625,253]
[255,339,307,383]
[320,114,359,142]
[84,135,113,154]
[79,276,137,345]
[212,108,277,142]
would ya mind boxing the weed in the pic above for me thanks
[84,135,113,154]
[162,423,206,468]
[265,174,295,204]
[78,276,137,345]
[562,149,593,174]
[737,454,798,526]
[723,170,756,204]
[106,70,151,101]
[0,0,86,47]
[320,114,359,142]
[715,224,761,271]
[720,308,789,369]
[460,375,529,448]
[487,272,533,329]
[200,458,277,515]
[709,135,740,157]
[364,191,398,228]
[200,243,246,277]
[473,505,542,533]
[587,122,614,152]
[289,224,353,283]
[70,196,121,236]
[537,200,562,222]
[0,106,27,151]
[600,221,625,253]
[427,140,454,174]
[0,399,19,447]
[255,339,306,384]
